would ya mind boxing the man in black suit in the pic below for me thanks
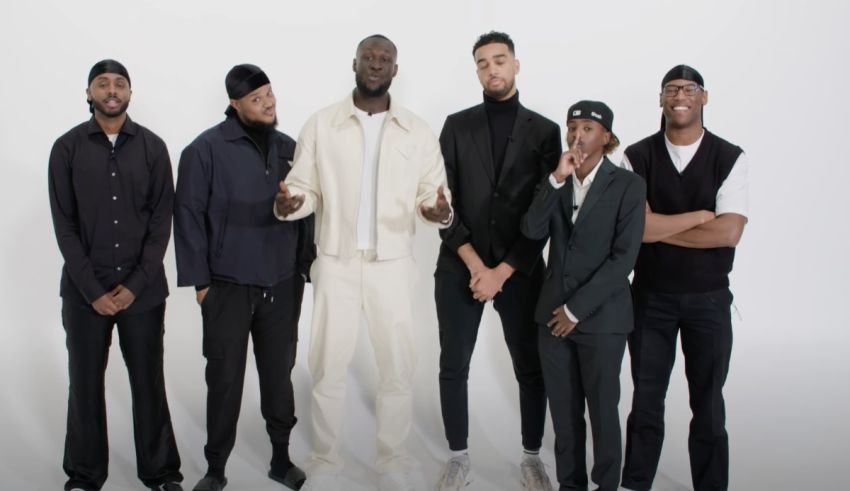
[522,101,645,491]
[434,31,561,491]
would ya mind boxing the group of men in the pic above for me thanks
[48,30,747,491]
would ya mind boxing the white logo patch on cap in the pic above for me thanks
[591,111,602,120]
[572,110,581,116]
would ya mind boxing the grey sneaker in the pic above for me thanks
[520,455,553,491]
[437,454,471,490]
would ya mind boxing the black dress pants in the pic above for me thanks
[622,288,733,491]
[435,264,547,452]
[62,300,182,491]
[538,327,627,491]
[200,275,304,473]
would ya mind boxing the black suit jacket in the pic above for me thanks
[436,103,561,276]
[521,158,646,333]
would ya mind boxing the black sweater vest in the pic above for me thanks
[626,130,743,293]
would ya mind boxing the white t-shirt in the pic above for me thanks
[621,131,749,218]
[354,108,387,250]
[107,133,118,147]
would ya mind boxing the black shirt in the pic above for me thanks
[484,90,519,179]
[48,116,174,313]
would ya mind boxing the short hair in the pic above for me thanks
[472,31,515,56]
[357,34,397,54]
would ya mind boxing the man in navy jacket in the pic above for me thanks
[174,64,315,491]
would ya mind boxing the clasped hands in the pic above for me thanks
[91,284,135,316]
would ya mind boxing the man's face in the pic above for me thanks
[659,78,708,130]
[474,42,519,100]
[231,83,277,127]
[353,38,398,97]
[86,73,131,118]
[566,118,610,157]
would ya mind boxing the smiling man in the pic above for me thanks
[274,34,452,491]
[620,65,749,491]
[174,64,315,491]
[49,59,183,491]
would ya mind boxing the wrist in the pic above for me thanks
[551,170,567,183]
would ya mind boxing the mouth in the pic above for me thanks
[104,97,121,109]
[671,105,690,113]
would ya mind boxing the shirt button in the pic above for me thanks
[490,219,496,225]
[111,172,116,177]
[116,266,122,271]
[112,196,117,200]
[493,191,500,198]
[114,243,120,248]
[113,220,118,224]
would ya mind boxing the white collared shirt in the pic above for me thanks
[548,156,604,222]
[621,131,749,217]
[354,107,387,250]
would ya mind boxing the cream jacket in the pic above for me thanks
[278,94,451,260]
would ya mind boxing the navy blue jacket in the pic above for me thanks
[174,116,315,287]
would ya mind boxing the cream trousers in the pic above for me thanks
[306,251,417,475]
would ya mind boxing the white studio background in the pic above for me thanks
[1,1,848,489]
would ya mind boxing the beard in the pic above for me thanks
[483,78,516,100]
[355,72,392,98]
[90,98,129,118]
[241,115,278,131]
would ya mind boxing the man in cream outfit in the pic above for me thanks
[274,34,452,491]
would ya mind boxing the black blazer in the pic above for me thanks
[521,158,646,333]
[437,103,561,276]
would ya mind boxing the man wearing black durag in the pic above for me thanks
[174,64,316,491]
[620,65,749,491]
[49,59,183,491]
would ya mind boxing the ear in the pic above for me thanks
[603,131,611,146]
[701,90,709,107]
[514,58,521,75]
[229,99,239,113]
[392,64,398,78]
[352,58,357,73]
[85,87,91,100]
[658,94,663,107]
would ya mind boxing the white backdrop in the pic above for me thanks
[1,1,849,490]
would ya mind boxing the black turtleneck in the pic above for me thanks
[236,116,271,162]
[484,91,519,179]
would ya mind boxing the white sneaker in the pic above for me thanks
[520,454,553,491]
[437,454,471,490]
[301,474,340,491]
[378,471,414,491]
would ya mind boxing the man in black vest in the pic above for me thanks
[174,64,315,491]
[49,59,183,491]
[434,31,561,491]
[620,65,749,491]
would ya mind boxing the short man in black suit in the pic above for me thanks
[522,101,645,491]
[434,31,562,491]
[620,65,748,491]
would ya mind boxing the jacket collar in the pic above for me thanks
[331,91,412,132]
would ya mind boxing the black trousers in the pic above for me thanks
[538,326,627,491]
[622,288,733,491]
[62,300,182,491]
[435,265,547,451]
[201,275,304,472]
